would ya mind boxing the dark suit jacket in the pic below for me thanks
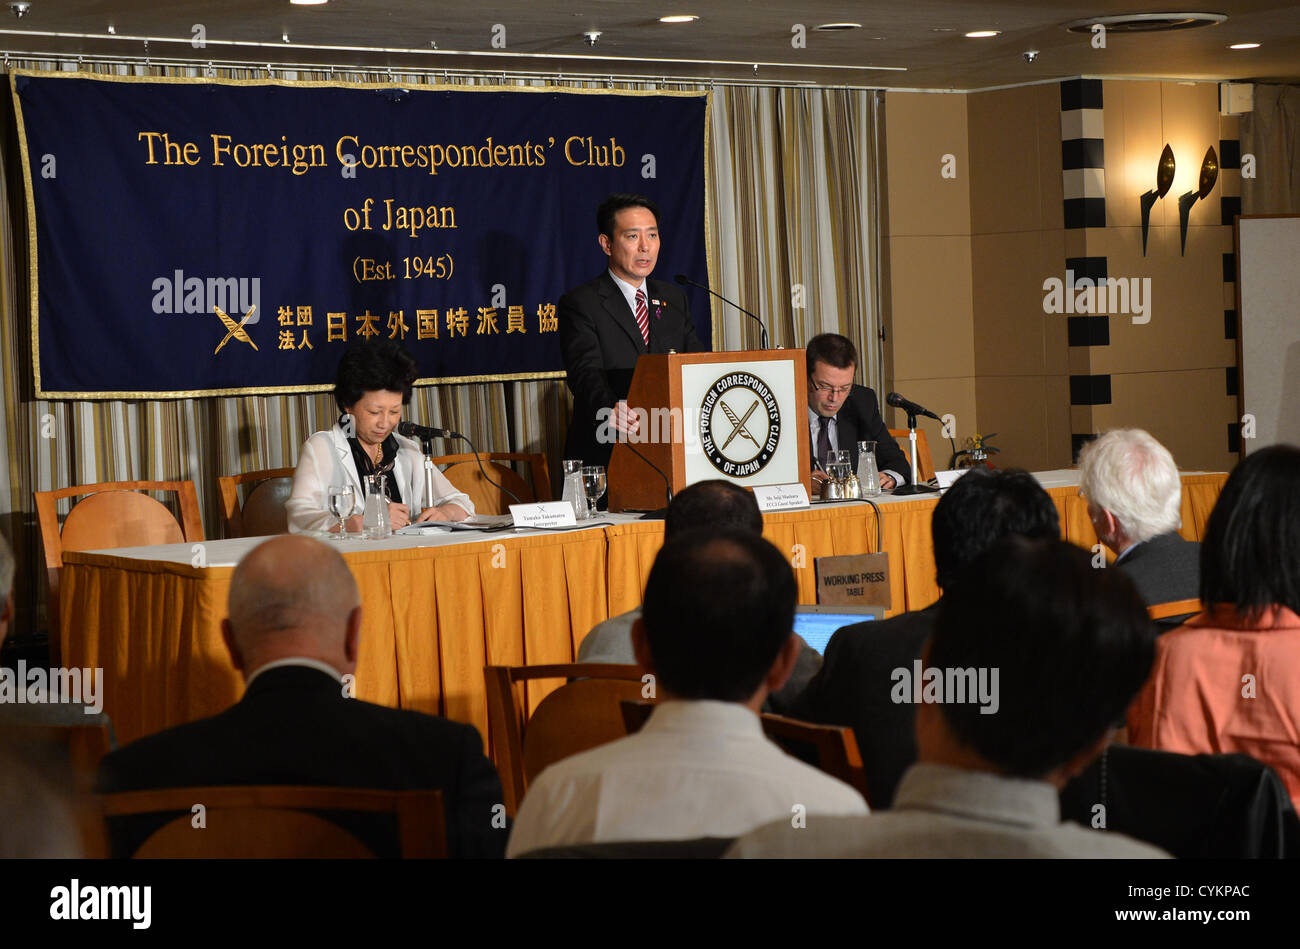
[1115,531,1201,610]
[559,272,707,464]
[787,605,937,808]
[1060,745,1300,858]
[812,384,911,485]
[96,666,507,858]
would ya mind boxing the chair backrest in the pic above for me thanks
[216,467,296,538]
[34,481,203,663]
[1148,598,1203,621]
[97,786,446,859]
[620,700,872,806]
[485,663,647,815]
[887,428,936,482]
[0,722,114,780]
[433,452,551,515]
[759,713,872,805]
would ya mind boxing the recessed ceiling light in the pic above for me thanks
[290,1,329,6]
[1229,42,1260,49]
[965,30,1001,38]
[815,23,862,31]
[659,15,699,24]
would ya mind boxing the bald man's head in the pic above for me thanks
[223,536,362,678]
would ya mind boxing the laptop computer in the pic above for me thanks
[794,604,884,655]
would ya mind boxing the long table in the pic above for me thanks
[60,470,1227,749]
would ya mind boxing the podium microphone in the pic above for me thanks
[675,273,769,350]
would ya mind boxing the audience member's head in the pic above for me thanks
[1078,429,1183,553]
[221,535,363,680]
[636,529,797,708]
[930,467,1060,590]
[1199,444,1300,619]
[0,530,14,645]
[663,479,764,541]
[922,537,1154,785]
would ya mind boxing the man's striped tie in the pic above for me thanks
[634,288,650,347]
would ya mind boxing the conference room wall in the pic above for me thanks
[882,78,1243,474]
[0,61,885,638]
[1071,79,1239,473]
[880,91,979,466]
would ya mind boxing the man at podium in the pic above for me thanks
[806,333,909,490]
[559,193,708,465]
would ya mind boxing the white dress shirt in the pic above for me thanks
[607,269,647,320]
[807,407,904,486]
[726,762,1169,858]
[285,422,474,533]
[505,699,868,856]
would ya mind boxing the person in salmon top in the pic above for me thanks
[1128,444,1300,809]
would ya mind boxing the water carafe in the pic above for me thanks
[857,440,882,497]
[560,459,587,520]
[362,473,392,539]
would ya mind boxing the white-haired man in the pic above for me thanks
[1077,429,1200,613]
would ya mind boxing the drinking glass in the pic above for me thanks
[827,449,852,482]
[328,484,355,539]
[582,465,607,518]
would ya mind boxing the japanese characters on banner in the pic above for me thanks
[12,73,709,397]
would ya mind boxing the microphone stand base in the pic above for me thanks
[891,484,940,496]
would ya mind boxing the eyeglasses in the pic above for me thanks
[810,381,853,397]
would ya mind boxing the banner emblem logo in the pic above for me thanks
[213,305,259,354]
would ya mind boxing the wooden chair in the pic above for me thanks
[887,428,936,483]
[621,700,872,806]
[1148,598,1203,621]
[217,467,296,538]
[484,663,649,815]
[94,786,446,859]
[35,480,204,663]
[434,452,551,515]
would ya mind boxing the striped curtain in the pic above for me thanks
[0,59,882,634]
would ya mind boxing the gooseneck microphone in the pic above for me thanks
[397,420,521,509]
[675,273,770,350]
[397,421,456,441]
[885,392,942,422]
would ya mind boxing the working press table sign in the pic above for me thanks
[11,72,709,397]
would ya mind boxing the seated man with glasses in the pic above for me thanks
[806,333,909,489]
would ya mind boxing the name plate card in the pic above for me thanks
[752,483,811,512]
[814,552,892,610]
[508,502,577,529]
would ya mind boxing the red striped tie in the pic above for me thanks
[634,288,649,347]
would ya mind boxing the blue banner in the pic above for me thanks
[12,73,710,397]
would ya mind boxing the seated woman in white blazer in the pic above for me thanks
[287,340,473,533]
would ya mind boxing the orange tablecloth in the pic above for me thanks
[61,472,1226,749]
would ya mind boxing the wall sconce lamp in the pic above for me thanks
[1178,147,1219,255]
[1140,144,1175,256]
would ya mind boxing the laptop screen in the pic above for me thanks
[794,605,882,655]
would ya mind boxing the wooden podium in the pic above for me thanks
[608,349,811,511]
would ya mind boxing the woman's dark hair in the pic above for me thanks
[1200,444,1300,618]
[333,340,419,410]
